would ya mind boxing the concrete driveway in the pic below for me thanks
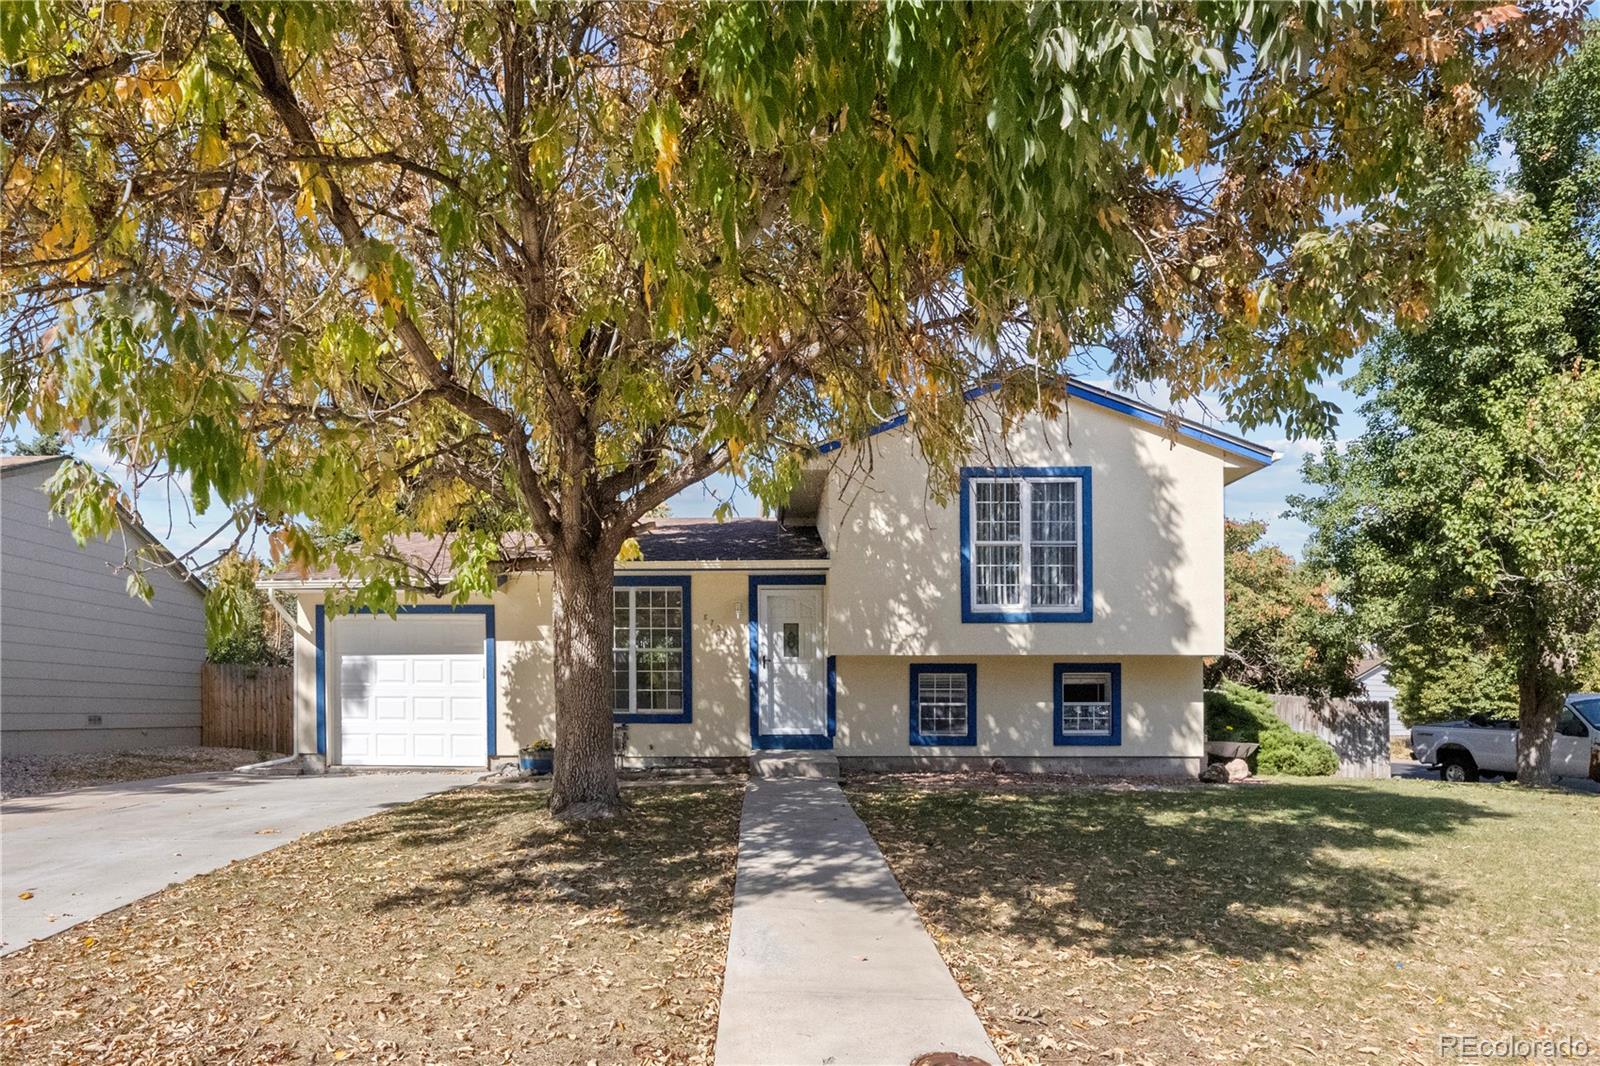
[1,770,472,955]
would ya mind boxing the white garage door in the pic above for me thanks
[334,613,488,767]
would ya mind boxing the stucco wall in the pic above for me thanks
[832,654,1203,760]
[295,570,766,761]
[294,579,1205,766]
[817,399,1226,658]
[287,389,1235,767]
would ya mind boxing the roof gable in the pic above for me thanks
[815,380,1275,468]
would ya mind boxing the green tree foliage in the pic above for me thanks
[5,430,66,455]
[205,553,289,666]
[1388,643,1518,726]
[1294,29,1600,785]
[1,2,1575,814]
[1203,681,1338,776]
[1208,518,1360,698]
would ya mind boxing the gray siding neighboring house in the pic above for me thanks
[1,455,207,754]
[1355,657,1402,738]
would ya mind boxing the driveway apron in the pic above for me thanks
[714,777,998,1065]
[1,770,471,954]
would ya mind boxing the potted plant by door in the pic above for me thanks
[520,739,555,775]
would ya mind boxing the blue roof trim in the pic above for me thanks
[815,380,1275,466]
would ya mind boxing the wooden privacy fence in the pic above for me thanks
[1270,693,1392,779]
[201,663,293,753]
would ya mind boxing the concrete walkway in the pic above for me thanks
[714,778,998,1065]
[1,770,471,954]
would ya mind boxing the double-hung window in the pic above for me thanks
[1052,662,1121,745]
[962,468,1091,622]
[909,664,978,746]
[612,577,691,723]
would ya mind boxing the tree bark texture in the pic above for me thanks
[1515,658,1564,788]
[548,548,622,819]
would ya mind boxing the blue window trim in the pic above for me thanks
[960,466,1094,623]
[909,663,979,747]
[315,604,497,761]
[612,574,693,724]
[747,574,832,750]
[1052,661,1122,746]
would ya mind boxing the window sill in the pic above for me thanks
[613,711,692,725]
[963,605,1092,623]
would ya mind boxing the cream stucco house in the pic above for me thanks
[261,382,1272,776]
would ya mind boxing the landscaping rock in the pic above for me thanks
[1198,763,1230,784]
[1225,757,1252,782]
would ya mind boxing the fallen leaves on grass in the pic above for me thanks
[2,783,743,1064]
[848,775,1600,1066]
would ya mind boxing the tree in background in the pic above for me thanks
[1207,518,1360,698]
[2,3,1575,814]
[1295,29,1600,785]
[5,431,66,455]
[205,553,292,667]
[1388,642,1518,726]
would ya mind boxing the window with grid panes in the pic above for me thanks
[916,671,971,738]
[612,586,684,714]
[968,476,1082,612]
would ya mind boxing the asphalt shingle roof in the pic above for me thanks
[266,518,826,585]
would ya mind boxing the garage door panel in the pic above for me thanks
[412,658,447,684]
[333,615,489,768]
[375,658,409,684]
[375,734,409,758]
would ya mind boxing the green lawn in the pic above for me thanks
[848,777,1600,1065]
[3,783,743,1065]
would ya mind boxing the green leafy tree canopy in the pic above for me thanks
[1209,518,1361,699]
[1,1,1576,813]
[1294,26,1600,783]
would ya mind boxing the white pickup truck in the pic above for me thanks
[1411,694,1600,782]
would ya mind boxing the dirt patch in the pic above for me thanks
[848,777,1600,1065]
[0,746,278,798]
[2,782,744,1063]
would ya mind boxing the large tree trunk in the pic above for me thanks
[1515,658,1564,788]
[548,545,622,819]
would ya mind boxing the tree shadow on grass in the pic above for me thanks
[849,781,1512,961]
[333,784,744,932]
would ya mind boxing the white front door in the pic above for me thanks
[335,613,488,767]
[757,586,827,738]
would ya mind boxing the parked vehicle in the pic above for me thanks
[1410,695,1600,782]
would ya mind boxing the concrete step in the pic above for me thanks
[749,751,840,780]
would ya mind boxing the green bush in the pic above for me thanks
[1258,730,1340,776]
[1204,680,1339,777]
